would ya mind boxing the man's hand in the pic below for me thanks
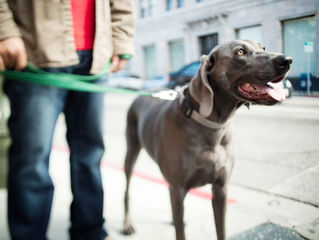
[111,55,128,72]
[0,37,27,71]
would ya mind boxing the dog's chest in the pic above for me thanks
[185,135,233,189]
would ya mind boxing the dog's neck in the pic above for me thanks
[185,86,240,124]
[211,84,242,122]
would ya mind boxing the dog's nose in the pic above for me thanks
[275,55,293,69]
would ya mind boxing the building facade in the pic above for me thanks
[130,0,319,91]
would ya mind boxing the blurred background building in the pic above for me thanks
[129,0,319,91]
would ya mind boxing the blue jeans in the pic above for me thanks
[3,51,108,240]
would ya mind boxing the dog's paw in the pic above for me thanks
[123,224,136,235]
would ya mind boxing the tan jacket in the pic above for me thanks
[0,0,135,73]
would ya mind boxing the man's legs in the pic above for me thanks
[4,80,67,240]
[4,50,108,240]
[65,50,108,240]
[65,90,107,240]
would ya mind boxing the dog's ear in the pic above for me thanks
[206,53,215,72]
[189,55,214,117]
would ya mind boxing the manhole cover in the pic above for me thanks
[230,222,307,240]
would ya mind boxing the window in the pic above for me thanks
[169,39,185,72]
[283,16,316,77]
[236,25,263,44]
[166,0,185,11]
[149,0,155,16]
[177,0,184,8]
[143,45,157,79]
[140,0,147,18]
[140,0,155,18]
[166,0,173,11]
[199,33,218,55]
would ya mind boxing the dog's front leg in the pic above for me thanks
[169,185,186,240]
[212,182,227,240]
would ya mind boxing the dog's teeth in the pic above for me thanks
[243,83,256,91]
[245,83,254,89]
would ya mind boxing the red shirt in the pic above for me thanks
[71,0,95,50]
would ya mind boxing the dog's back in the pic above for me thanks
[126,95,181,163]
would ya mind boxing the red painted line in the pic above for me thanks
[52,144,236,203]
[102,161,236,203]
[189,188,213,200]
[131,170,169,186]
[52,144,70,153]
[103,161,169,186]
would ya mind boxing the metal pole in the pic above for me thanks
[307,52,311,95]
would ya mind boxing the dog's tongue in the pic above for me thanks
[252,84,286,101]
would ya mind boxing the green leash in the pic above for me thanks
[0,62,178,100]
[0,62,153,95]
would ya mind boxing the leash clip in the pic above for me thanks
[152,90,177,100]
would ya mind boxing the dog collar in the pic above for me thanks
[179,90,229,130]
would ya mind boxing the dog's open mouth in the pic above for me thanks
[237,76,286,104]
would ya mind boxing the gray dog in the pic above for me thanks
[123,40,292,240]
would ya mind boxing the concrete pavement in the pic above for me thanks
[231,96,319,207]
[0,94,318,240]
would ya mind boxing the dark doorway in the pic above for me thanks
[199,33,218,55]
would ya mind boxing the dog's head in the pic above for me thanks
[189,40,292,117]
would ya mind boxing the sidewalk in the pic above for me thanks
[0,94,318,240]
[1,141,318,240]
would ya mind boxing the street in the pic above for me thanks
[0,93,318,240]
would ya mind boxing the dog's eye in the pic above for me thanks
[237,49,246,56]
